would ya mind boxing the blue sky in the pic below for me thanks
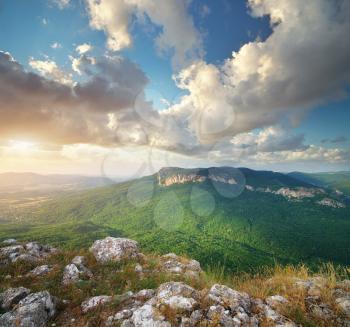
[0,0,349,174]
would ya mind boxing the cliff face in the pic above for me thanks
[157,167,240,187]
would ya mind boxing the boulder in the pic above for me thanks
[336,295,350,318]
[81,295,112,313]
[0,287,31,310]
[0,291,57,327]
[27,265,53,277]
[206,284,251,312]
[62,256,93,285]
[90,237,139,263]
[0,241,57,264]
[2,239,17,245]
[128,304,171,327]
[159,253,202,278]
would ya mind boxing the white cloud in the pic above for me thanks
[51,42,62,49]
[52,0,70,9]
[76,43,93,54]
[169,0,350,145]
[85,0,203,67]
[29,58,73,85]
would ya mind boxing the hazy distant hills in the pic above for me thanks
[288,171,350,195]
[0,172,116,193]
[1,166,349,272]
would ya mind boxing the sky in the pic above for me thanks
[0,0,350,177]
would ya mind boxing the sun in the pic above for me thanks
[8,140,37,153]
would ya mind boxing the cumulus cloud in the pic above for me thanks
[85,0,203,67]
[29,58,73,85]
[76,43,93,54]
[170,0,350,144]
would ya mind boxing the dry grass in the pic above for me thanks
[1,246,349,327]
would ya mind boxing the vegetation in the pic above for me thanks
[289,171,350,195]
[1,242,349,326]
[0,168,350,272]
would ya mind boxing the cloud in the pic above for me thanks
[170,0,350,144]
[85,0,203,67]
[321,136,348,144]
[330,136,348,143]
[29,58,73,85]
[51,0,70,9]
[76,43,93,54]
[51,42,62,49]
[0,51,149,146]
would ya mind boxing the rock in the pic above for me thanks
[0,241,56,264]
[0,291,57,327]
[62,256,93,285]
[135,263,143,273]
[206,284,251,312]
[27,265,53,277]
[309,303,335,320]
[336,295,350,318]
[81,295,112,313]
[12,254,39,263]
[159,253,202,278]
[0,287,31,310]
[294,277,327,297]
[106,309,133,326]
[0,245,24,257]
[2,239,17,245]
[130,304,171,327]
[90,237,139,263]
[260,304,297,327]
[71,255,86,266]
[189,309,203,325]
[133,289,155,301]
[62,264,80,285]
[266,295,289,309]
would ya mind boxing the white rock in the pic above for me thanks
[28,265,53,277]
[71,255,85,266]
[90,237,139,263]
[207,284,251,312]
[62,264,80,285]
[0,291,57,327]
[266,295,289,309]
[336,296,350,318]
[81,295,112,313]
[2,239,17,245]
[0,287,31,310]
[131,304,170,327]
[160,295,197,312]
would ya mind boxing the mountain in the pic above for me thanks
[288,171,350,196]
[0,167,349,272]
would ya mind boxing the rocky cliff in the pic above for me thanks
[1,237,349,326]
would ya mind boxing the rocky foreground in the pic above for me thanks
[0,237,349,326]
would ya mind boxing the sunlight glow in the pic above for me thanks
[8,140,37,153]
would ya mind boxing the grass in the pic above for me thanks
[1,245,349,326]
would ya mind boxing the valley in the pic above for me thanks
[0,167,349,273]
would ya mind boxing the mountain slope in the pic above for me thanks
[1,167,349,272]
[288,171,350,196]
